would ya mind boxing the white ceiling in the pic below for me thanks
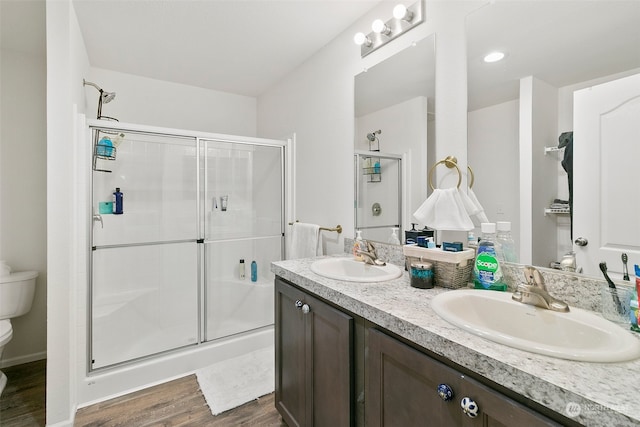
[2,1,639,111]
[466,1,640,111]
[72,0,383,97]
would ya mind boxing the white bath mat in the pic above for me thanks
[195,345,275,415]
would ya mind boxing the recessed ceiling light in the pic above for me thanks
[483,51,505,63]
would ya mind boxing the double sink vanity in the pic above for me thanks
[272,249,640,426]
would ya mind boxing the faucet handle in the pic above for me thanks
[523,266,546,290]
[366,241,376,253]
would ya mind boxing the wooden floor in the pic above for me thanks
[0,359,47,427]
[0,359,286,426]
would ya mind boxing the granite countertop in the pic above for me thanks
[272,255,640,427]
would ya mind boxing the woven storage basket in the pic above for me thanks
[403,246,475,289]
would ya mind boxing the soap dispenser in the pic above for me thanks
[388,227,401,245]
[353,230,364,261]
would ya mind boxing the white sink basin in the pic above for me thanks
[310,258,402,283]
[432,289,640,362]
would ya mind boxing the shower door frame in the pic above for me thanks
[86,120,287,373]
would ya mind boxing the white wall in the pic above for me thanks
[257,1,479,254]
[46,0,91,424]
[84,68,257,136]
[0,47,47,366]
[467,99,519,249]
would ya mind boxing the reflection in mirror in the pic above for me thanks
[354,35,436,244]
[466,1,640,276]
[354,152,402,243]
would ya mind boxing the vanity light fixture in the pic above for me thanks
[354,32,372,47]
[372,19,392,36]
[354,1,425,58]
[483,51,505,63]
[393,4,414,22]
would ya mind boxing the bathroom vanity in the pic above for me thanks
[272,256,640,427]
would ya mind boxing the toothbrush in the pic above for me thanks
[622,253,630,281]
[599,262,623,314]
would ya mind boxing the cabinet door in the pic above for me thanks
[459,375,561,427]
[275,279,306,427]
[366,328,461,426]
[275,278,354,427]
[305,291,353,427]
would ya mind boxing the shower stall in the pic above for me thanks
[89,122,285,371]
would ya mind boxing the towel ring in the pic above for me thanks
[428,156,462,190]
[467,165,475,189]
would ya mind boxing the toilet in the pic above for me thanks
[0,270,38,397]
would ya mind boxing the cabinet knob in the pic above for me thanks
[295,300,303,309]
[437,384,454,402]
[460,397,479,418]
[301,304,310,314]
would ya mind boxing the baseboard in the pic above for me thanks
[0,351,47,368]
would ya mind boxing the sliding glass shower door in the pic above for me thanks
[89,126,285,371]
[202,139,283,341]
[91,131,199,370]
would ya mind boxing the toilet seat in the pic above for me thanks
[0,320,12,346]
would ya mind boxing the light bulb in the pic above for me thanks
[372,19,389,35]
[393,4,413,21]
[483,51,505,63]
[353,32,371,47]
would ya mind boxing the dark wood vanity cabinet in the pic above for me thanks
[365,327,561,427]
[275,278,354,427]
[275,277,565,427]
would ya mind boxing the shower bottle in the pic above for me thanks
[251,261,257,282]
[113,188,123,215]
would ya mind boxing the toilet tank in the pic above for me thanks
[0,271,38,319]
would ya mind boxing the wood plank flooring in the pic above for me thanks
[0,359,47,427]
[75,374,285,426]
[0,359,286,426]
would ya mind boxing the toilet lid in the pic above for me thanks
[0,320,12,343]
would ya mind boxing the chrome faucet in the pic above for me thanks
[512,266,569,312]
[356,241,386,266]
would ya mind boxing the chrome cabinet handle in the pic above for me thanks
[574,237,588,246]
[93,213,103,229]
[460,397,479,418]
[437,384,453,402]
[301,304,310,314]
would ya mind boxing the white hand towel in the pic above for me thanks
[458,188,480,216]
[289,222,322,259]
[413,187,474,231]
[467,187,489,224]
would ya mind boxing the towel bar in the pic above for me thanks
[288,221,343,234]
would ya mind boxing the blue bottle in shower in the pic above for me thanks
[251,261,257,282]
[113,188,123,215]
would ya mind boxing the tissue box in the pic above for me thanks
[403,245,474,289]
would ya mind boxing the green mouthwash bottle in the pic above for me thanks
[473,223,507,291]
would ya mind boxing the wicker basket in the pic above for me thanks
[403,246,474,289]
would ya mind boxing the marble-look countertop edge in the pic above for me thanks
[272,256,640,427]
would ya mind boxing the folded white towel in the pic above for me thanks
[458,188,480,216]
[413,188,474,231]
[289,222,322,259]
[467,187,489,224]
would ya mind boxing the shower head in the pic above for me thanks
[83,79,116,102]
[101,91,116,103]
[367,130,381,142]
[83,79,117,118]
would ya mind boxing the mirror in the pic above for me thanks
[466,1,640,274]
[354,35,436,243]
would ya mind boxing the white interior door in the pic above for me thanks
[573,73,640,278]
